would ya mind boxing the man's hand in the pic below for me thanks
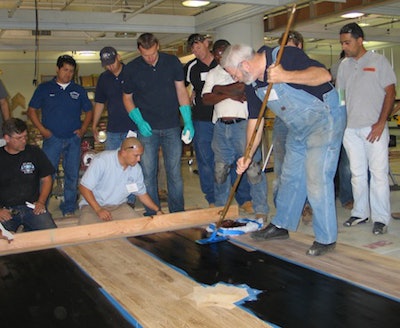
[96,208,113,221]
[236,156,252,174]
[0,208,12,222]
[367,122,385,143]
[267,63,286,84]
[33,201,47,215]
[41,128,53,139]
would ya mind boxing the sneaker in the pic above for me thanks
[372,222,387,235]
[63,212,75,218]
[306,241,336,256]
[251,223,289,241]
[343,216,369,227]
[240,201,254,214]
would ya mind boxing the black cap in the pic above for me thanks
[187,33,206,48]
[100,46,117,66]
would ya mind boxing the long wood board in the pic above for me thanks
[0,206,238,256]
[63,238,271,328]
[231,232,400,300]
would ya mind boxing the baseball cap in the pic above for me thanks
[187,33,206,48]
[100,46,117,66]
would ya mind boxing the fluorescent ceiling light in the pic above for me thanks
[182,0,210,7]
[358,22,370,27]
[341,12,364,19]
[78,51,96,56]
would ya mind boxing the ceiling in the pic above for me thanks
[0,0,399,64]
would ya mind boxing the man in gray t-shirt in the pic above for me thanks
[337,23,396,235]
[0,79,11,146]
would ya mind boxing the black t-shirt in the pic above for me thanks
[0,145,55,207]
[246,46,333,118]
[184,57,218,121]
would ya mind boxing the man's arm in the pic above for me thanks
[123,92,136,114]
[236,117,264,174]
[79,183,113,221]
[137,193,163,215]
[268,65,331,86]
[367,84,396,143]
[27,106,52,139]
[175,80,190,106]
[33,175,52,215]
[75,109,93,138]
[0,98,10,121]
[203,82,246,106]
[92,102,105,143]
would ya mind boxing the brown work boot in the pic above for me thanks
[301,203,313,224]
[255,213,268,226]
[240,201,254,214]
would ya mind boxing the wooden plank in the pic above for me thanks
[231,232,400,300]
[62,238,271,328]
[0,206,238,256]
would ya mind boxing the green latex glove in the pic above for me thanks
[128,107,152,137]
[179,105,194,143]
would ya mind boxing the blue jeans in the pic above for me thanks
[212,120,251,207]
[257,85,346,244]
[106,131,136,205]
[337,145,353,205]
[272,116,288,206]
[2,205,57,232]
[193,121,215,204]
[105,131,129,150]
[139,127,184,215]
[212,120,268,215]
[43,134,81,215]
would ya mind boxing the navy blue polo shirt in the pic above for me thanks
[29,78,93,138]
[122,52,184,130]
[95,64,136,133]
[246,46,333,118]
[184,57,218,121]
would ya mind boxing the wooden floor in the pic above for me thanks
[231,232,400,300]
[62,238,271,328]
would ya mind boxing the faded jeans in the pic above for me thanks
[256,84,345,244]
[139,127,184,215]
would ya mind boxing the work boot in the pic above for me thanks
[301,203,313,225]
[240,201,254,214]
[306,241,336,256]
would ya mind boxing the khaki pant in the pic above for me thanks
[79,203,143,225]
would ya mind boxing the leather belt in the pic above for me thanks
[218,118,245,125]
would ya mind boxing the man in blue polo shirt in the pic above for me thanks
[28,55,93,217]
[122,33,193,215]
[221,44,346,256]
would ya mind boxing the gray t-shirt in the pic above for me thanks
[0,79,9,136]
[336,51,396,129]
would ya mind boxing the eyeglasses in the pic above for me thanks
[231,62,243,81]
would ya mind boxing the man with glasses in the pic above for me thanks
[0,118,57,232]
[78,137,162,225]
[221,43,346,256]
[336,23,396,235]
[28,55,93,217]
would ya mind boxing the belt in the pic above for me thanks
[218,118,245,125]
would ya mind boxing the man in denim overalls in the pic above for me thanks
[221,44,346,256]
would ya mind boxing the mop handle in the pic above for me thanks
[216,4,297,228]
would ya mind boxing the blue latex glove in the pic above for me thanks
[128,107,152,137]
[179,105,194,143]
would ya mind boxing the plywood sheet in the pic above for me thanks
[62,239,271,328]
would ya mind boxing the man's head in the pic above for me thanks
[212,39,230,65]
[220,44,258,85]
[119,137,144,168]
[2,118,28,154]
[339,23,365,59]
[187,34,210,61]
[56,54,76,84]
[100,46,121,68]
[279,30,304,49]
[137,33,160,66]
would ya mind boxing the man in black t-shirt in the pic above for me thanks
[0,118,56,232]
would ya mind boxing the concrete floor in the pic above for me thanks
[49,121,400,260]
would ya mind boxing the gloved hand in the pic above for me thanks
[179,105,194,143]
[128,107,152,137]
